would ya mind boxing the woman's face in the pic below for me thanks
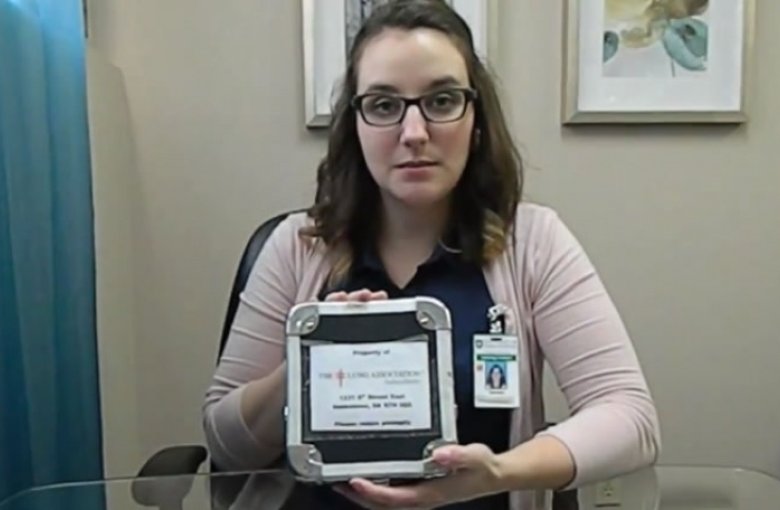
[354,28,475,210]
[490,366,501,385]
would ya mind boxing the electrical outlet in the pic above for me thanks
[594,479,621,507]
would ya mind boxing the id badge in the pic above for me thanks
[473,334,520,408]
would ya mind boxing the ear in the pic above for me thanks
[471,127,482,151]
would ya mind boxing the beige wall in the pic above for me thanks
[87,46,143,476]
[87,0,780,479]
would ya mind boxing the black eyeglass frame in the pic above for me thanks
[350,87,479,126]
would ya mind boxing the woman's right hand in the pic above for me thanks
[324,288,388,302]
[238,292,389,464]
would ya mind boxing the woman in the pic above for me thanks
[203,1,660,508]
[487,364,507,390]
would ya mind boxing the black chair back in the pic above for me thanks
[217,210,302,360]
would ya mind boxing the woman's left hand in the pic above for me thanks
[334,443,505,509]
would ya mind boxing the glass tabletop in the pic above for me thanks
[1,465,778,510]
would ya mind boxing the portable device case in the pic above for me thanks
[285,297,457,483]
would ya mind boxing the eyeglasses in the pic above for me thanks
[351,87,478,127]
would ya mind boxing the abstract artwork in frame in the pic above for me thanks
[562,0,755,124]
[303,0,489,128]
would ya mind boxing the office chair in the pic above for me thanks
[134,209,297,483]
[132,208,579,509]
[131,211,297,510]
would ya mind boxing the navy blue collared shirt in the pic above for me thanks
[313,244,511,509]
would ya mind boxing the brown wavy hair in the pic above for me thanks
[301,0,523,285]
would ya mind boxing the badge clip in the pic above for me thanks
[487,304,509,335]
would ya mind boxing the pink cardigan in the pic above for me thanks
[203,203,660,509]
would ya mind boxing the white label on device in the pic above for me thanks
[309,341,432,432]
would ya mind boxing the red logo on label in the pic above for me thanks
[335,369,345,387]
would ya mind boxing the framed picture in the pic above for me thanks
[562,0,756,124]
[302,0,490,128]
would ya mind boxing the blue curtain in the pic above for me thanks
[0,0,104,502]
